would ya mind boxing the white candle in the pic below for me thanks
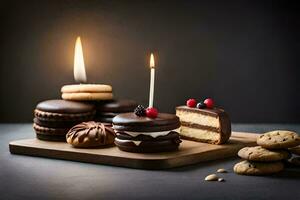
[148,53,155,108]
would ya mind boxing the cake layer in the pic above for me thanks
[180,126,220,143]
[176,110,220,129]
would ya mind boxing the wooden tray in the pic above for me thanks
[9,132,258,169]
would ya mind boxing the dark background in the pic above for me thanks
[0,0,299,123]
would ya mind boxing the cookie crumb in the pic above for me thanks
[217,168,227,173]
[205,174,218,181]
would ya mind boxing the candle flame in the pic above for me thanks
[150,53,155,68]
[74,36,87,83]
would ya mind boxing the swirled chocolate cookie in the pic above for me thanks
[66,121,115,148]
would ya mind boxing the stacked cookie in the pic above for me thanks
[61,84,113,101]
[234,130,300,176]
[33,100,95,141]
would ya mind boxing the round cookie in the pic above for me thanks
[62,92,113,101]
[257,130,300,149]
[33,99,96,141]
[96,100,138,113]
[66,121,115,148]
[61,84,112,93]
[233,160,284,176]
[238,146,290,162]
[95,100,138,123]
[289,145,300,156]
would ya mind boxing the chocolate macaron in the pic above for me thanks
[113,112,181,153]
[95,99,138,123]
[33,99,96,141]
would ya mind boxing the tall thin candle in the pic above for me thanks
[148,53,155,108]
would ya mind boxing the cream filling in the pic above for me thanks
[115,138,142,146]
[116,129,179,138]
[176,110,219,128]
[180,126,220,141]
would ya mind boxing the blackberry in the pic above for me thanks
[134,105,146,116]
[196,102,206,109]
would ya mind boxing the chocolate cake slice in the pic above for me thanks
[176,106,231,144]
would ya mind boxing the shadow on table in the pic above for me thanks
[271,168,300,180]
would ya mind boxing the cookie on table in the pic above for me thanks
[238,146,290,162]
[66,121,115,148]
[33,99,96,141]
[289,145,300,156]
[257,130,300,149]
[61,84,113,101]
[233,160,284,176]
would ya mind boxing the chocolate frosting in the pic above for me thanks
[96,99,138,113]
[112,112,180,132]
[36,99,95,114]
[66,121,116,148]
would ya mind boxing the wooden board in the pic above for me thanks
[9,132,258,169]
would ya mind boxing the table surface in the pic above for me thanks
[1,124,300,200]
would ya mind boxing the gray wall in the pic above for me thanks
[0,0,299,123]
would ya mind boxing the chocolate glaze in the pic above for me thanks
[66,121,115,148]
[114,138,181,153]
[36,99,95,114]
[96,99,138,113]
[113,112,180,132]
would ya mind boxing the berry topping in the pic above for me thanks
[204,98,214,109]
[197,102,206,109]
[134,105,146,116]
[186,98,197,108]
[146,107,158,118]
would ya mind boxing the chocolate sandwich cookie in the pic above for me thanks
[95,99,138,123]
[33,99,96,141]
[113,112,181,153]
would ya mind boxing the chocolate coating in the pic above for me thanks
[96,99,138,113]
[113,113,180,132]
[66,121,116,148]
[36,99,95,114]
[114,138,181,153]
